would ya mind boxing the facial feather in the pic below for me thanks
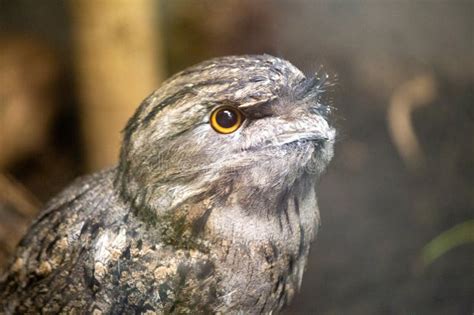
[117,54,335,219]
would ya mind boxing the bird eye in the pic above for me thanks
[210,106,244,134]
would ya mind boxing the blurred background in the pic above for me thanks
[0,0,472,314]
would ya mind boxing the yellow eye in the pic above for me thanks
[210,106,244,134]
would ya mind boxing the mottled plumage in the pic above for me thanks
[0,55,335,314]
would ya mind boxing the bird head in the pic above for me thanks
[116,55,335,223]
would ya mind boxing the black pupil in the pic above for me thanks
[216,109,238,128]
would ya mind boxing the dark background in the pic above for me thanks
[1,1,473,314]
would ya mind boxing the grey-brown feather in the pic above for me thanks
[0,54,335,314]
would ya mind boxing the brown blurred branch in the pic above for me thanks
[0,36,59,169]
[0,174,41,272]
[70,0,165,170]
[388,74,437,171]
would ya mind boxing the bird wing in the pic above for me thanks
[0,169,217,314]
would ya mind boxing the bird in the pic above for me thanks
[0,54,335,314]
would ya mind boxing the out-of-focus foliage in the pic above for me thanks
[421,220,474,269]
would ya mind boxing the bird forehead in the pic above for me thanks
[181,55,305,81]
[169,55,304,104]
